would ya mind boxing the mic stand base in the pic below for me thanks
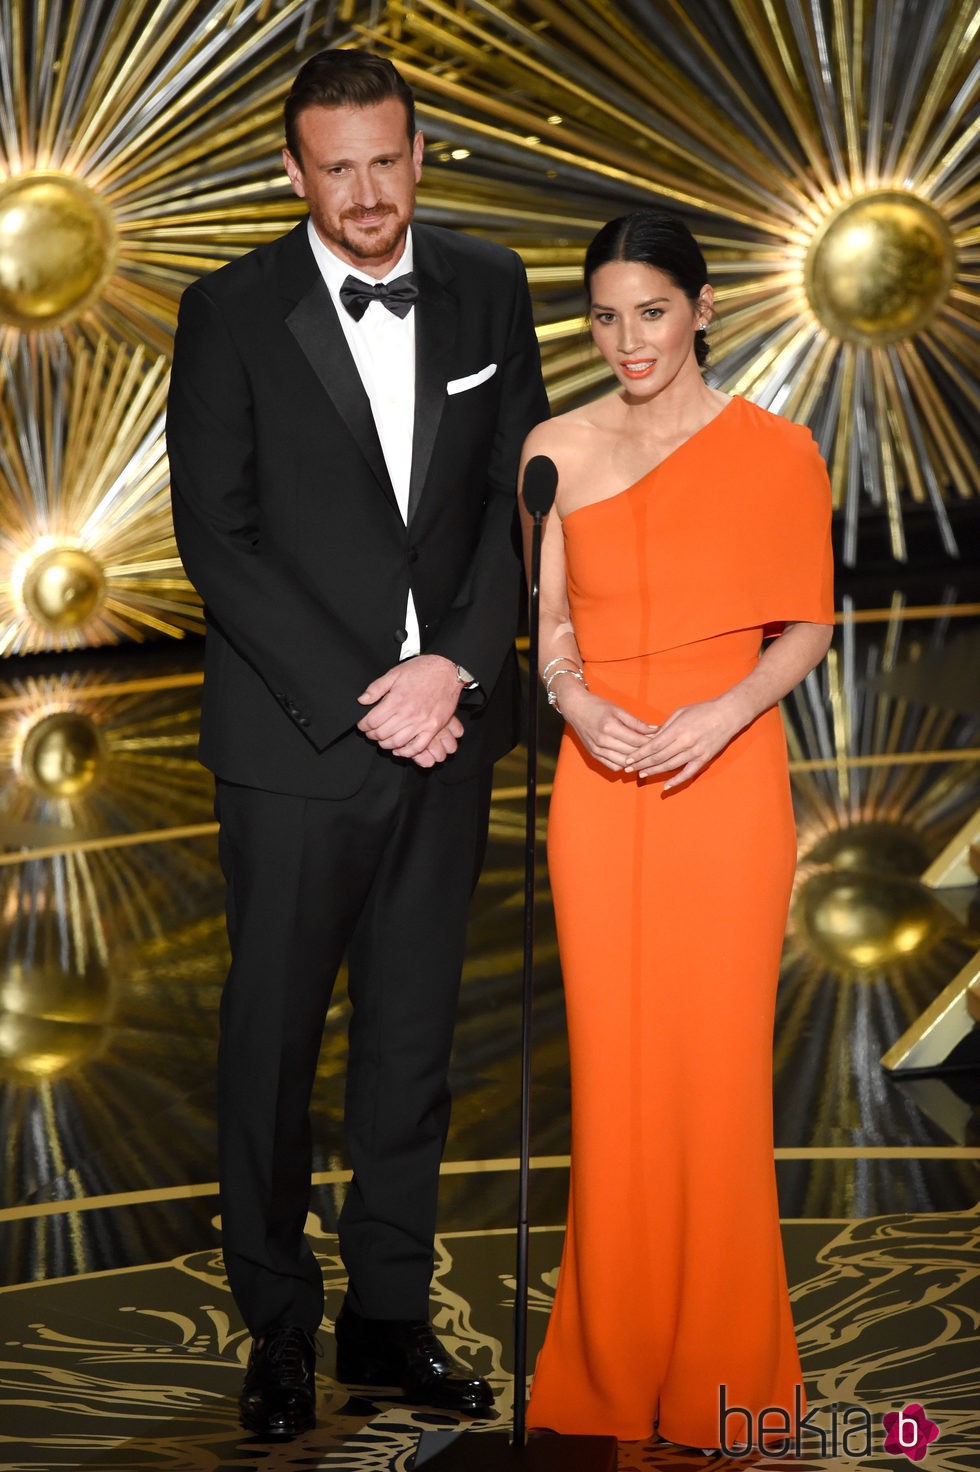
[415,1428,618,1470]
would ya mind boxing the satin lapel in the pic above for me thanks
[407,239,457,524]
[285,279,397,512]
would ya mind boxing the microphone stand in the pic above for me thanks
[415,463,616,1470]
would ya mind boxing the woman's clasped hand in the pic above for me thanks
[556,678,747,790]
[551,680,650,773]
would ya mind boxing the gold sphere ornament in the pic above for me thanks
[0,957,110,1082]
[0,171,117,330]
[794,869,944,973]
[807,821,929,878]
[795,820,945,972]
[20,545,106,633]
[19,711,104,798]
[805,190,955,346]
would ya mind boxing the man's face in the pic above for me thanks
[283,97,423,277]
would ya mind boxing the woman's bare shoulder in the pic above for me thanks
[523,396,618,467]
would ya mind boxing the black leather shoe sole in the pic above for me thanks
[336,1349,493,1415]
[239,1400,316,1439]
[407,1380,494,1415]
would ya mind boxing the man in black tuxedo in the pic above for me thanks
[166,49,547,1440]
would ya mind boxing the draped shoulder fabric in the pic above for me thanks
[526,396,833,1447]
[564,394,834,664]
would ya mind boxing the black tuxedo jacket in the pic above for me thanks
[167,220,549,797]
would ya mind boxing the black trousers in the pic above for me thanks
[214,754,493,1336]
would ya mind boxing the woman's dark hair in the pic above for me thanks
[284,49,416,163]
[585,209,711,367]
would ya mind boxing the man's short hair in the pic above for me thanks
[284,49,416,162]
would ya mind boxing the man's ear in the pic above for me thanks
[283,147,306,199]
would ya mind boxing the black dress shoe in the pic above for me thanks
[239,1326,318,1439]
[334,1301,494,1414]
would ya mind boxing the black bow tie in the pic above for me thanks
[339,272,418,321]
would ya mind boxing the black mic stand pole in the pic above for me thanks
[415,459,616,1470]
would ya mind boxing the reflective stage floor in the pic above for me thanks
[1,573,978,1470]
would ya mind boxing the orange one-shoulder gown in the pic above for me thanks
[526,396,834,1447]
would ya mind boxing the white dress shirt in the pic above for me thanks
[307,218,421,659]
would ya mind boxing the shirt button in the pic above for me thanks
[394,627,408,643]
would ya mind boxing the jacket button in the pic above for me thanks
[408,547,419,564]
[298,716,310,728]
[394,627,408,643]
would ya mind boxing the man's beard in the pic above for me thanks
[337,207,408,263]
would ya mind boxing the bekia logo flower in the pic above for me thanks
[882,1404,940,1462]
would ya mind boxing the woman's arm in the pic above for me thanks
[518,430,650,771]
[627,620,834,788]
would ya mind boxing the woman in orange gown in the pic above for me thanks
[520,210,834,1452]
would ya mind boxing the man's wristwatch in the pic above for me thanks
[454,664,479,690]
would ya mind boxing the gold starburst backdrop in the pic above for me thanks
[0,0,325,356]
[1,0,977,657]
[0,669,216,1084]
[367,0,978,565]
[784,594,979,979]
[0,338,202,650]
[771,597,980,1193]
[0,0,327,651]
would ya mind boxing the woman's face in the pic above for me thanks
[588,260,711,398]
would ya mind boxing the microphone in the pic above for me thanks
[522,455,558,517]
[415,449,615,1472]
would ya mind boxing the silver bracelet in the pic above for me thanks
[542,655,579,680]
[544,664,582,693]
[546,668,588,707]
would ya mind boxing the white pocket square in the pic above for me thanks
[446,362,497,395]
